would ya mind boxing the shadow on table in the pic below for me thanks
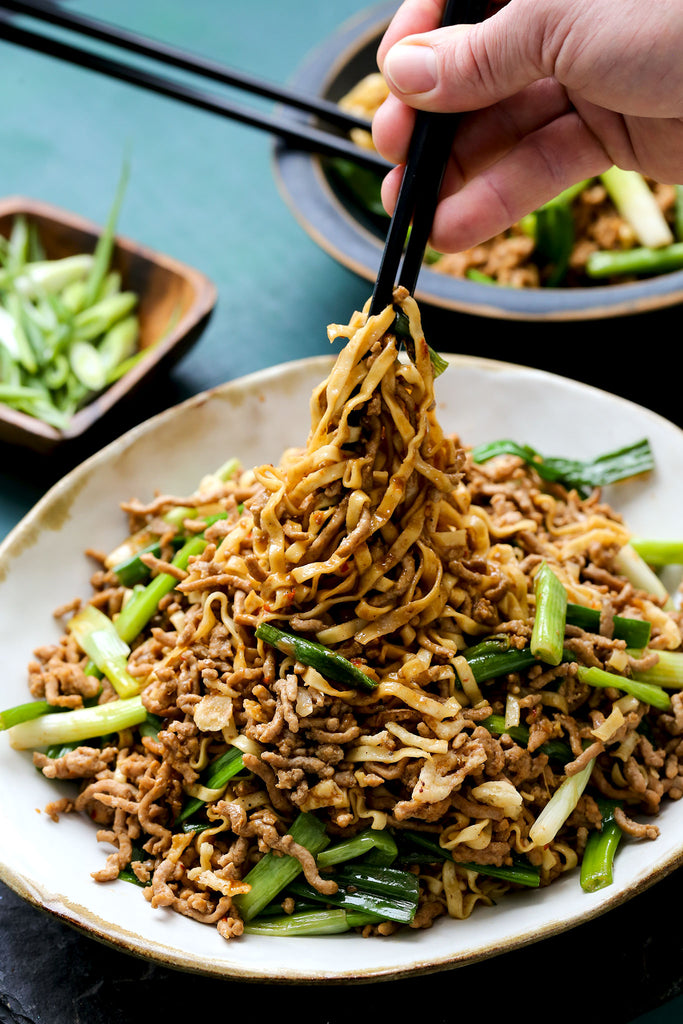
[1,863,682,1024]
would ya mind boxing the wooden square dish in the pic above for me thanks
[0,196,217,453]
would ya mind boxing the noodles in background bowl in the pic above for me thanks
[8,290,683,941]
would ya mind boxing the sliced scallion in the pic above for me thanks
[233,812,330,923]
[317,827,398,869]
[114,534,208,644]
[401,829,541,887]
[574,663,670,710]
[629,649,683,690]
[470,437,654,499]
[580,798,622,893]
[0,699,56,731]
[628,538,683,568]
[566,603,651,648]
[586,243,683,279]
[244,908,378,936]
[529,756,595,847]
[8,695,146,750]
[612,543,674,610]
[600,167,674,249]
[67,604,141,698]
[176,746,245,823]
[286,863,420,925]
[255,623,377,691]
[531,562,567,667]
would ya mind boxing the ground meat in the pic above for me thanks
[33,746,118,780]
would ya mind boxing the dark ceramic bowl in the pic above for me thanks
[0,196,217,452]
[273,1,683,321]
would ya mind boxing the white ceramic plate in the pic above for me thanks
[1,354,682,982]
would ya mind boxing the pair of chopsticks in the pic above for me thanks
[1,0,488,309]
[369,0,489,314]
[0,0,388,172]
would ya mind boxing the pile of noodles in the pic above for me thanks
[29,289,683,939]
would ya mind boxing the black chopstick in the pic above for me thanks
[369,0,489,314]
[1,0,371,135]
[0,2,390,173]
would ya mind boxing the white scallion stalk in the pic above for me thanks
[601,167,674,248]
[97,315,139,376]
[8,696,146,750]
[104,529,157,570]
[630,649,683,689]
[504,692,521,729]
[73,291,137,342]
[69,339,107,392]
[529,758,595,848]
[613,543,674,610]
[629,537,683,568]
[0,305,21,361]
[67,604,141,698]
[12,254,94,298]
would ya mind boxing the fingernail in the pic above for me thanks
[384,43,437,95]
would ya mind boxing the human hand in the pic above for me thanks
[372,0,683,253]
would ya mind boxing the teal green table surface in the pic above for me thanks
[1,3,683,1021]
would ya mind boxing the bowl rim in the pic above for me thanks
[0,194,218,445]
[272,0,683,321]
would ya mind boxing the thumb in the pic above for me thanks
[381,5,548,113]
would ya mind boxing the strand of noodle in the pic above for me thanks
[356,499,427,595]
[460,509,495,554]
[469,503,539,541]
[551,841,580,872]
[348,788,388,830]
[328,341,401,445]
[547,514,629,540]
[385,720,448,753]
[413,455,460,491]
[215,516,254,563]
[379,371,418,446]
[287,462,348,503]
[345,745,431,763]
[355,551,444,644]
[559,526,631,557]
[441,819,492,850]
[309,306,395,443]
[279,443,345,491]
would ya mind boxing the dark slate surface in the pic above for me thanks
[2,866,683,1024]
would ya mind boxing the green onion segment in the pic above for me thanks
[233,812,330,923]
[529,756,595,848]
[8,696,146,750]
[255,623,377,691]
[531,562,567,666]
[580,799,623,893]
[470,438,654,498]
[67,604,140,699]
